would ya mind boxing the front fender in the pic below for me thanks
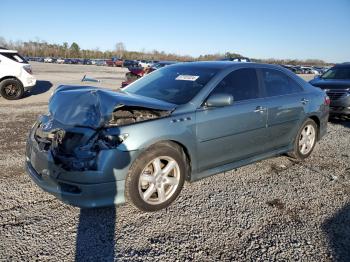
[107,113,198,171]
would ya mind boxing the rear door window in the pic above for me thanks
[211,68,260,101]
[1,52,28,63]
[261,68,303,97]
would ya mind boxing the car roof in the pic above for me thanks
[0,49,17,53]
[172,61,282,70]
[334,63,350,68]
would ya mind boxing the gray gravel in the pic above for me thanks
[0,64,350,261]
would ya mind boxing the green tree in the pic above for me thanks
[70,42,80,57]
[225,52,243,60]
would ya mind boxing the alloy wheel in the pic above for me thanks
[138,156,180,205]
[4,84,20,98]
[299,124,316,155]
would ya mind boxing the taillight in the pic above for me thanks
[23,65,33,74]
[324,96,330,106]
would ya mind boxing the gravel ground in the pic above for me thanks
[0,64,349,261]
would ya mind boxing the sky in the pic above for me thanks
[0,0,349,63]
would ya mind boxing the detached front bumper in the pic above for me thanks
[25,124,138,208]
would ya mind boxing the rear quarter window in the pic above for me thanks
[261,68,303,97]
[1,52,28,63]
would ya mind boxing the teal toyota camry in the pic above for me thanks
[25,62,329,212]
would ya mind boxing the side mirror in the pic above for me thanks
[205,93,233,107]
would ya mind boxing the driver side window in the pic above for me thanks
[211,68,259,101]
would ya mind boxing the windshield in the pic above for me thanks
[321,67,350,80]
[125,64,220,105]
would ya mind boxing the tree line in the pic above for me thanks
[0,37,329,66]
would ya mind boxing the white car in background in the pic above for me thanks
[301,66,320,75]
[56,58,65,64]
[44,57,53,63]
[0,48,36,100]
[139,60,152,68]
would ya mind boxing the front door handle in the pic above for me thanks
[254,106,266,113]
[301,98,309,105]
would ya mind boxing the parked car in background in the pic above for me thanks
[64,58,72,64]
[123,60,139,68]
[310,63,350,116]
[82,59,92,65]
[106,58,123,67]
[121,61,177,88]
[0,48,36,100]
[151,61,177,70]
[36,57,44,63]
[121,67,150,88]
[313,66,328,75]
[63,58,71,64]
[56,58,65,64]
[220,57,251,62]
[95,59,107,66]
[26,61,329,212]
[301,66,320,75]
[139,60,153,68]
[44,57,54,63]
[65,58,80,64]
[282,65,302,74]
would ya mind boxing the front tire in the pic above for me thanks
[125,142,187,212]
[0,79,25,100]
[289,119,318,160]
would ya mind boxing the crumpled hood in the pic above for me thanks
[48,85,176,129]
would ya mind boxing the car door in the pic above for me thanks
[196,68,270,172]
[258,68,306,150]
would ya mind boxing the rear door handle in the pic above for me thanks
[254,106,267,113]
[301,98,309,104]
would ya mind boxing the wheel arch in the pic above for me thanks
[147,139,193,181]
[169,140,192,181]
[0,76,23,88]
[307,115,321,140]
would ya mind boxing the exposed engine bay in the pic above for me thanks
[110,106,170,126]
[33,85,176,171]
[34,106,170,171]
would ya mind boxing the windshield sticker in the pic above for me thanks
[175,75,199,81]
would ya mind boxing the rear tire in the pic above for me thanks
[0,79,24,100]
[125,142,187,212]
[288,119,318,160]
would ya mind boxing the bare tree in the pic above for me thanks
[62,42,69,58]
[0,37,330,66]
[115,42,126,58]
[0,37,7,48]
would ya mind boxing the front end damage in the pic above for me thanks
[25,85,175,207]
[35,107,169,172]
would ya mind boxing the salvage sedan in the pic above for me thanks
[25,62,329,212]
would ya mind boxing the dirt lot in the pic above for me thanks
[0,63,349,261]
